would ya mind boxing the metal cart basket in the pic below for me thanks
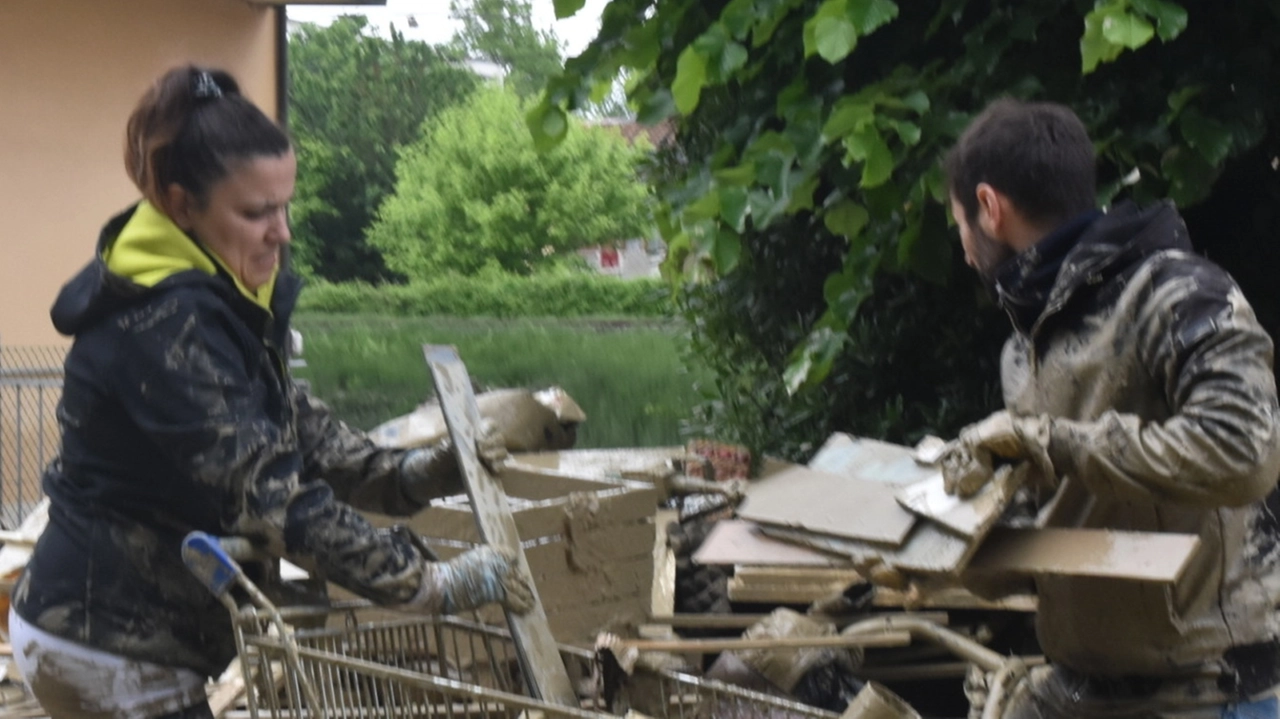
[183,532,839,719]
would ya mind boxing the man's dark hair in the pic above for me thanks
[944,99,1096,227]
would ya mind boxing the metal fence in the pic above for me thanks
[0,343,65,530]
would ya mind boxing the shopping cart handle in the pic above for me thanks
[182,532,242,598]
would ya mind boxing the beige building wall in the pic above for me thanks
[0,0,281,347]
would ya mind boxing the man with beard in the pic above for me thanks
[942,98,1280,718]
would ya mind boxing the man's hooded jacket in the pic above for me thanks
[991,200,1280,697]
[14,202,434,677]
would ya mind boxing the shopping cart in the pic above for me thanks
[182,531,843,718]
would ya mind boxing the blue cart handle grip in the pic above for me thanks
[182,531,242,598]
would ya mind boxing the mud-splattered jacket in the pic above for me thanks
[996,201,1280,694]
[14,202,441,679]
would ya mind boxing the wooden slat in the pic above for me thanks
[425,346,577,707]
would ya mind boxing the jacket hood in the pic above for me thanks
[51,203,299,336]
[998,200,1191,334]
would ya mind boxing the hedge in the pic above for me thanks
[296,274,669,318]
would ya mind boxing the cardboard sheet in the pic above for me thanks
[806,434,939,487]
[896,465,1022,539]
[692,519,849,566]
[739,464,917,546]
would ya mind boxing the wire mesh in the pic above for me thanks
[0,344,65,529]
[232,607,838,719]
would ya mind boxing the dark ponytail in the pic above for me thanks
[124,65,291,209]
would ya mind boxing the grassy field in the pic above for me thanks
[291,314,710,449]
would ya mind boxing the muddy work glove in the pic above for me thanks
[941,410,1054,497]
[400,419,509,504]
[409,546,535,615]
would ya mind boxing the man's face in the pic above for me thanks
[950,194,1013,284]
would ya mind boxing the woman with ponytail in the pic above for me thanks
[9,65,531,719]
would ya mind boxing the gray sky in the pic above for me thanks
[286,0,609,57]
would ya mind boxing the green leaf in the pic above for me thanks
[693,24,729,58]
[784,327,848,394]
[1130,0,1188,41]
[822,100,875,140]
[813,16,858,62]
[846,0,899,36]
[712,229,743,273]
[552,0,588,19]
[721,42,749,75]
[787,175,821,213]
[1179,108,1233,166]
[714,163,757,186]
[1101,11,1155,50]
[1161,145,1217,206]
[721,0,757,40]
[844,126,895,187]
[636,89,677,125]
[802,0,850,60]
[672,47,709,114]
[719,186,751,231]
[823,199,870,239]
[1166,85,1204,116]
[1081,8,1125,74]
[525,101,568,152]
[685,190,722,221]
[747,189,789,228]
[883,118,922,146]
[900,90,930,115]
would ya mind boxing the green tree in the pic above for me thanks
[529,0,1280,458]
[368,87,652,277]
[449,0,564,99]
[288,16,478,282]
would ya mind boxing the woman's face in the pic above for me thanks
[177,151,296,292]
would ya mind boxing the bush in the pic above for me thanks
[297,274,669,318]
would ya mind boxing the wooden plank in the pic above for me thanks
[759,520,978,576]
[611,631,912,655]
[644,611,949,629]
[739,465,917,546]
[896,466,1021,539]
[734,566,863,583]
[650,510,679,626]
[693,519,849,567]
[965,527,1201,583]
[425,345,577,706]
[727,577,859,604]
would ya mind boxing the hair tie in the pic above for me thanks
[193,71,223,100]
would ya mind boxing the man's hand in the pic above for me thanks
[411,546,535,615]
[474,418,509,471]
[942,411,1054,497]
[401,419,509,503]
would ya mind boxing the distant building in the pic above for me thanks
[574,118,673,279]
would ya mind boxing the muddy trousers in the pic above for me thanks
[1000,666,1278,719]
[10,608,210,719]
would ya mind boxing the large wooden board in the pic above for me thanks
[966,527,1201,582]
[693,519,849,566]
[739,465,917,546]
[425,345,577,706]
[806,434,939,487]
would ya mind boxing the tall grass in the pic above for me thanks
[291,314,709,449]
